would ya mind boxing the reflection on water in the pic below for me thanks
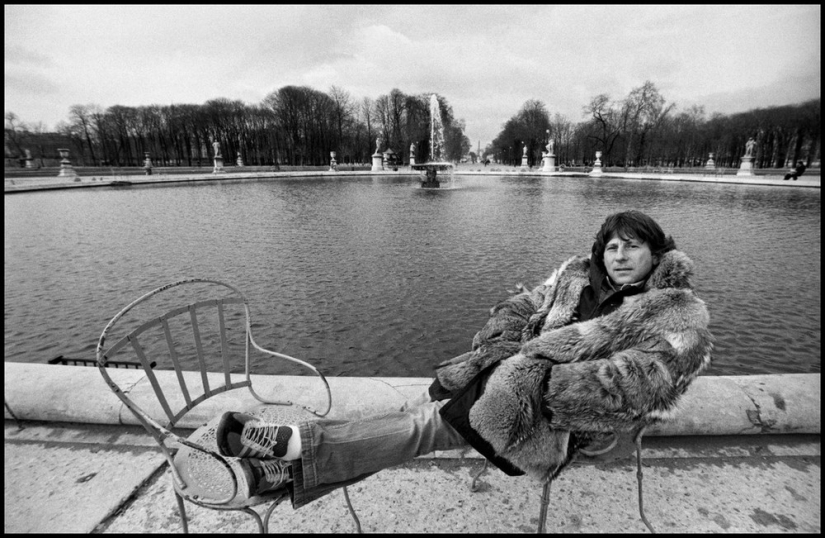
[4,175,820,377]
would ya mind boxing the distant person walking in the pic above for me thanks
[784,160,807,181]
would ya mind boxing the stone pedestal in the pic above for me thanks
[421,168,439,188]
[409,155,416,166]
[143,152,153,175]
[371,152,383,172]
[24,149,34,169]
[519,154,529,172]
[541,153,556,172]
[212,157,224,174]
[236,154,244,167]
[56,148,78,178]
[737,155,754,176]
[705,153,715,169]
[589,151,604,176]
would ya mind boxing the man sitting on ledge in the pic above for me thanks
[784,160,807,181]
[216,210,714,510]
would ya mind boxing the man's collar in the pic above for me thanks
[604,275,646,292]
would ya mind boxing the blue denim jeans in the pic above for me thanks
[289,391,468,508]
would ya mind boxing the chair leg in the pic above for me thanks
[470,460,489,492]
[537,480,552,533]
[173,491,189,534]
[342,486,363,533]
[263,502,281,533]
[633,427,656,534]
[245,506,265,533]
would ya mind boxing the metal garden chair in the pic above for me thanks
[96,278,361,533]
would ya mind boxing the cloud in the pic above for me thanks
[3,5,820,145]
[4,45,54,67]
[4,70,59,95]
[687,72,821,116]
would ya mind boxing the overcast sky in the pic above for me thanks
[5,5,821,147]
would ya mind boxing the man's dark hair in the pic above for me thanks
[591,210,676,272]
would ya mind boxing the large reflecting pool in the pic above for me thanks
[4,174,820,377]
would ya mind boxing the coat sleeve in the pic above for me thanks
[432,284,548,395]
[541,344,678,432]
[470,285,548,350]
[519,315,624,365]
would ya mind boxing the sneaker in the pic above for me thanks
[579,431,618,457]
[216,411,293,459]
[239,457,292,497]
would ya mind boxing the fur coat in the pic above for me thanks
[434,250,713,482]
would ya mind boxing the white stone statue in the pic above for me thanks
[546,139,554,155]
[212,140,222,158]
[523,144,527,156]
[745,137,755,157]
[410,142,415,154]
[375,136,382,153]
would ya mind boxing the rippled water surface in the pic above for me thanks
[4,175,820,377]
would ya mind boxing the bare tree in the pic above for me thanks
[4,112,28,160]
[360,96,375,159]
[68,104,99,165]
[549,113,573,164]
[620,81,674,167]
[583,94,622,163]
[328,85,353,148]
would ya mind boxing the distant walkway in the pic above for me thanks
[4,166,820,193]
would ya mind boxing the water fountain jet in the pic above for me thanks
[410,94,454,188]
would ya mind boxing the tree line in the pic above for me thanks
[4,81,819,170]
[487,81,820,170]
[4,86,471,168]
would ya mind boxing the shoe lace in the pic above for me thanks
[242,423,283,455]
[259,459,289,484]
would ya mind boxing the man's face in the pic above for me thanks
[604,232,657,285]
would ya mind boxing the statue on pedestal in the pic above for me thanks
[744,137,755,157]
[705,153,715,169]
[589,151,604,176]
[371,137,384,171]
[738,138,756,176]
[212,140,224,174]
[56,148,78,178]
[143,152,153,175]
[519,143,529,171]
[541,139,556,172]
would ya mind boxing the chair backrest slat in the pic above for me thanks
[188,304,211,396]
[98,278,331,447]
[130,334,176,424]
[105,335,132,359]
[217,301,232,386]
[161,317,192,408]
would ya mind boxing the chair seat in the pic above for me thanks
[172,404,320,509]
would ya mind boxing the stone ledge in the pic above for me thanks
[3,363,820,435]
